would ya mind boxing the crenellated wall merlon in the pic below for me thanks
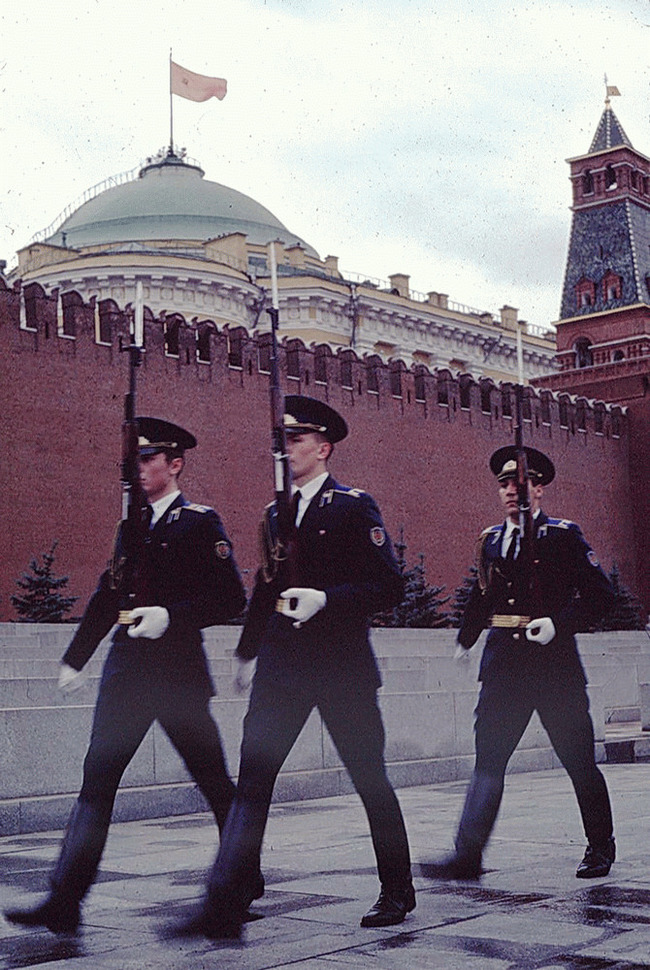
[0,280,627,440]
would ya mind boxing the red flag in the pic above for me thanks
[171,61,227,102]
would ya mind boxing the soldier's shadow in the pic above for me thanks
[1,933,83,969]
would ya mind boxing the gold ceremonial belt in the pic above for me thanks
[490,614,531,629]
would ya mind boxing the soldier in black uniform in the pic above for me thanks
[427,445,616,882]
[5,418,247,935]
[175,395,415,938]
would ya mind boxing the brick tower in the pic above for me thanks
[533,91,650,611]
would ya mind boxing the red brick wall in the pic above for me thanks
[0,281,643,622]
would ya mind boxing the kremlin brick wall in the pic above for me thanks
[0,280,640,623]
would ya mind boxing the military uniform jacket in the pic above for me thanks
[62,494,246,697]
[458,510,614,682]
[236,476,404,689]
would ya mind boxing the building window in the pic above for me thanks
[582,169,594,195]
[196,325,212,363]
[576,400,586,432]
[501,388,512,418]
[340,355,353,389]
[605,164,617,190]
[95,301,114,344]
[227,331,243,368]
[287,346,300,379]
[480,382,492,414]
[437,376,449,406]
[540,393,551,425]
[165,317,181,358]
[594,405,605,435]
[613,349,625,361]
[22,284,40,331]
[574,337,593,369]
[390,363,402,398]
[314,346,328,384]
[459,378,471,410]
[414,371,426,403]
[366,360,379,394]
[559,399,569,428]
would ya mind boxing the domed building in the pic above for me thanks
[8,147,555,380]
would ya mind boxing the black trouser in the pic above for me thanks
[472,660,613,848]
[56,665,235,905]
[206,673,412,910]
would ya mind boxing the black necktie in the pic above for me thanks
[505,527,519,560]
[291,490,302,526]
[143,504,154,530]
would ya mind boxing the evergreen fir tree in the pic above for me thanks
[11,542,78,622]
[373,532,450,628]
[449,564,479,628]
[596,563,646,631]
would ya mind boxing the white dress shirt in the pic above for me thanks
[149,489,181,528]
[293,473,328,527]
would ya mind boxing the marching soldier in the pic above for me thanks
[427,445,616,882]
[5,418,248,935]
[175,395,415,938]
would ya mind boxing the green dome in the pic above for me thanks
[47,151,318,257]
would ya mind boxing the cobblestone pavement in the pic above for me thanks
[1,763,649,969]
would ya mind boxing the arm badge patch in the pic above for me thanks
[215,541,232,560]
[370,527,386,547]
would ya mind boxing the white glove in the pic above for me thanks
[280,588,327,628]
[525,616,556,645]
[454,643,471,663]
[234,657,256,693]
[127,606,170,639]
[58,663,86,694]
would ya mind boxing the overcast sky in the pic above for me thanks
[1,0,648,329]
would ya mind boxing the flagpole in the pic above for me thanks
[169,49,174,155]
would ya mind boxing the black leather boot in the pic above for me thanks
[360,882,416,927]
[4,800,111,935]
[576,837,616,878]
[423,772,503,880]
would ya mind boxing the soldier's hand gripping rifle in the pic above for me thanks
[116,281,151,625]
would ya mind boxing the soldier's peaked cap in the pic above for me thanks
[283,396,348,443]
[136,417,197,456]
[489,445,555,486]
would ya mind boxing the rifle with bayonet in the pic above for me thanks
[260,244,299,602]
[116,282,152,625]
[513,377,540,618]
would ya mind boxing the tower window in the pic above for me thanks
[576,278,596,310]
[574,337,593,369]
[603,272,622,303]
[605,165,617,190]
[582,170,594,195]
